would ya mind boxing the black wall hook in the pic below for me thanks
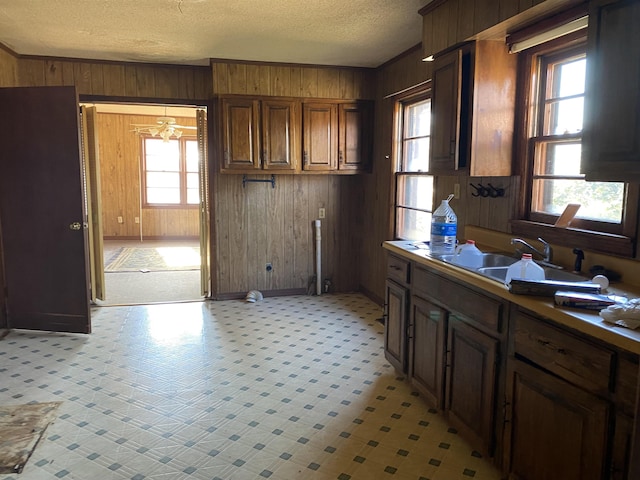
[469,182,504,198]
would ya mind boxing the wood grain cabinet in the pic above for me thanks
[220,95,301,173]
[410,264,505,458]
[429,40,516,176]
[504,307,637,480]
[582,0,640,182]
[302,100,372,173]
[384,254,411,373]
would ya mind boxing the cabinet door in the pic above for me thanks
[338,102,371,171]
[384,279,409,373]
[409,295,446,409]
[610,413,633,480]
[261,99,301,171]
[430,48,464,174]
[583,0,640,182]
[221,97,261,170]
[302,102,338,171]
[503,358,610,480]
[444,315,498,456]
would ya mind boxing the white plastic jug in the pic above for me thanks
[453,240,483,269]
[505,254,545,285]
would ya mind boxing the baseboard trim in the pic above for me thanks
[212,288,308,301]
[103,236,199,241]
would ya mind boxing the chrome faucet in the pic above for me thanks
[511,237,553,263]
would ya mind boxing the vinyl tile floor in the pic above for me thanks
[0,294,503,480]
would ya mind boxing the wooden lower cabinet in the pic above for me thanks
[611,413,633,480]
[384,279,408,373]
[409,295,446,408]
[445,315,499,456]
[503,358,610,480]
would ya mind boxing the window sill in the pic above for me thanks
[510,220,635,258]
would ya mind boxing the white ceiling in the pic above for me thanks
[0,0,428,68]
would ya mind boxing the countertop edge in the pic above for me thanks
[383,241,640,355]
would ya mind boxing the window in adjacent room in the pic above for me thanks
[513,27,636,252]
[394,89,433,241]
[142,136,199,207]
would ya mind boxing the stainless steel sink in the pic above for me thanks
[440,253,517,269]
[439,252,589,284]
[477,265,588,283]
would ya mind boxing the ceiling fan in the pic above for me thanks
[131,111,196,142]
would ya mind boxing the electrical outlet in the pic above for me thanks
[266,263,273,272]
[117,216,123,224]
[319,208,326,219]
[134,217,140,224]
[453,183,460,199]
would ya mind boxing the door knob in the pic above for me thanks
[69,222,82,231]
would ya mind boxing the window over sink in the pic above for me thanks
[512,25,637,256]
[394,85,434,241]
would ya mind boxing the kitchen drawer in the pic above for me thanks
[387,254,410,286]
[413,265,503,332]
[512,311,614,394]
[616,356,639,417]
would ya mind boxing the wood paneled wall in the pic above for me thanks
[96,112,199,238]
[0,46,18,86]
[211,60,374,296]
[16,57,210,99]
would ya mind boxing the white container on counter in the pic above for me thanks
[505,253,545,285]
[452,240,483,269]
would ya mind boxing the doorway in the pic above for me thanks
[82,102,209,306]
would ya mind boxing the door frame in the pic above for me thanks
[79,95,215,301]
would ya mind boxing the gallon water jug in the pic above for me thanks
[453,240,483,269]
[430,194,457,255]
[504,254,545,285]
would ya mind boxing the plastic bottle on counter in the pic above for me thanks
[430,194,457,255]
[453,240,483,269]
[504,253,545,285]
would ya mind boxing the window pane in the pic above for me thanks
[147,187,180,204]
[532,178,623,222]
[404,99,431,137]
[546,97,584,135]
[187,188,200,204]
[396,208,432,241]
[397,175,434,210]
[555,58,585,97]
[537,142,582,176]
[147,171,179,188]
[186,140,199,172]
[146,138,180,171]
[186,172,199,189]
[403,138,430,172]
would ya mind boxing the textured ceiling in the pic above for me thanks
[0,0,427,68]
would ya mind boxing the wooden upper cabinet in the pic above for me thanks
[582,0,640,182]
[429,40,516,176]
[302,102,338,171]
[261,99,301,171]
[220,96,261,171]
[303,100,373,173]
[339,102,372,172]
[220,95,301,173]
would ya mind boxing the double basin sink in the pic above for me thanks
[438,252,587,283]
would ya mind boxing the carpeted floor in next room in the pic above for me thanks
[99,239,202,306]
[0,294,502,480]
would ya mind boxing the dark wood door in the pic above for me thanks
[503,358,609,480]
[302,102,337,171]
[0,86,91,333]
[409,295,446,409]
[445,315,498,456]
[384,279,408,373]
[430,48,463,174]
[338,102,371,171]
[220,97,261,170]
[262,99,300,171]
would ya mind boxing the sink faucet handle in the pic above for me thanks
[537,237,552,261]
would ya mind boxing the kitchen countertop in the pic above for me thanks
[384,240,640,355]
